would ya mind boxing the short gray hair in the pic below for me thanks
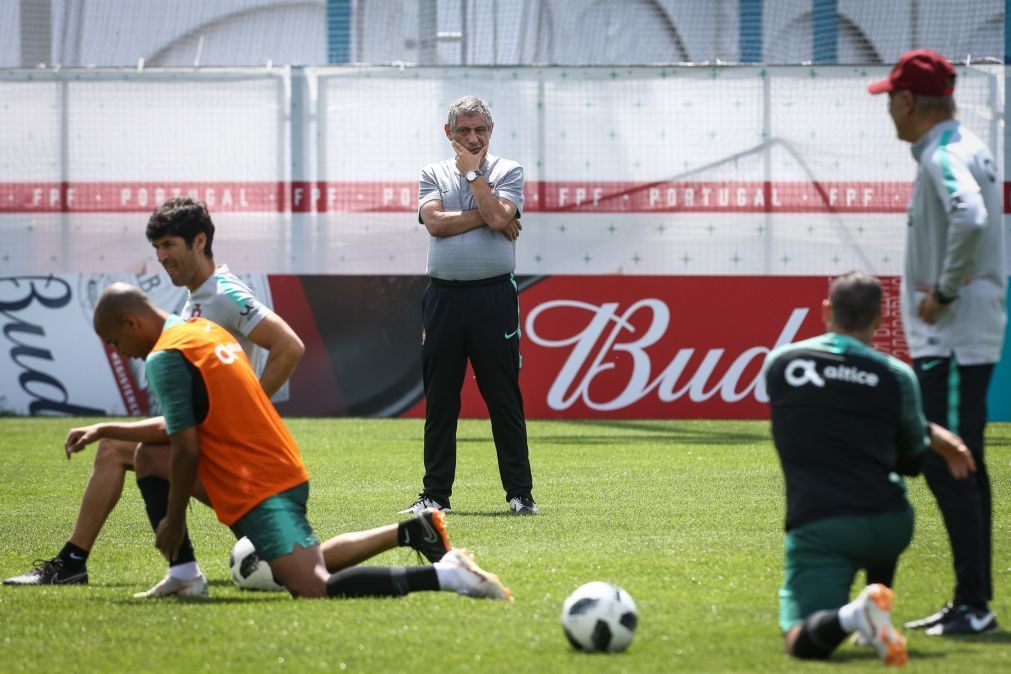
[447,95,493,130]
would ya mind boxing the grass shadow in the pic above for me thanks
[830,648,946,663]
[443,511,535,518]
[456,419,771,446]
[929,629,1011,644]
[111,594,288,606]
[586,419,769,442]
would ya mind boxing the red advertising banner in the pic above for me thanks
[0,273,908,419]
[400,275,906,420]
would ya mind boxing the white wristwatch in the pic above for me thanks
[465,169,483,183]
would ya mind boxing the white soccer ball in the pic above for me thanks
[561,581,638,652]
[229,536,284,592]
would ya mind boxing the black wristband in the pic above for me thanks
[932,288,955,305]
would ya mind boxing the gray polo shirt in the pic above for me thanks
[418,153,524,281]
[183,264,272,372]
[902,119,1007,364]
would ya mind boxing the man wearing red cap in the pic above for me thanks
[869,49,1005,636]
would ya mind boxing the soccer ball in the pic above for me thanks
[561,581,638,653]
[229,536,284,592]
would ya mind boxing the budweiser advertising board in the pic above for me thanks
[0,273,906,419]
[399,275,907,420]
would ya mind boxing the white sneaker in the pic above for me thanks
[439,548,512,601]
[133,573,209,599]
[399,494,451,515]
[507,496,538,515]
[851,584,907,666]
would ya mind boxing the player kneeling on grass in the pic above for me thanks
[92,282,510,601]
[764,272,976,666]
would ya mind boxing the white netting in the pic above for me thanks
[3,1,1005,68]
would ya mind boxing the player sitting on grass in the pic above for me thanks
[4,197,304,595]
[764,272,976,666]
[91,282,510,601]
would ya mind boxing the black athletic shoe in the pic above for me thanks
[508,495,539,515]
[398,494,451,515]
[404,508,451,563]
[904,602,956,629]
[3,558,88,585]
[925,605,998,636]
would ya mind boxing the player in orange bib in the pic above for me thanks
[92,282,510,601]
[147,312,308,527]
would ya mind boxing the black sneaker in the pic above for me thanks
[904,602,955,629]
[508,495,539,515]
[925,605,998,636]
[403,508,451,563]
[4,558,88,585]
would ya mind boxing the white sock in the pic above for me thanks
[167,561,201,581]
[837,598,862,632]
[432,562,461,592]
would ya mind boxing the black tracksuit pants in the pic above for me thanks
[420,274,533,505]
[914,357,994,609]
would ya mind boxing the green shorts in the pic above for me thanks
[779,507,914,632]
[230,482,320,561]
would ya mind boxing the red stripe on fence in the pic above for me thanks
[0,182,284,213]
[3,179,1003,214]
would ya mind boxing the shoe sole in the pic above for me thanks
[448,548,513,602]
[132,589,209,598]
[133,589,209,598]
[864,585,908,667]
[3,572,88,586]
[132,578,209,599]
[904,620,940,630]
[399,504,452,515]
[924,617,997,636]
[904,612,949,630]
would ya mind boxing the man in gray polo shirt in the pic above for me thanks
[869,49,1005,636]
[400,95,536,516]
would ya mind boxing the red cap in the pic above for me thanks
[867,49,956,96]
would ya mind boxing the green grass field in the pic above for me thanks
[0,418,1008,673]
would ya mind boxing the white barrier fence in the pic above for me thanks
[1,64,1004,277]
[1,65,1008,419]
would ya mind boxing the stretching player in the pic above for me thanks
[765,272,976,665]
[93,282,510,601]
[4,198,304,597]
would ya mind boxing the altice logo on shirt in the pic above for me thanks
[784,358,880,388]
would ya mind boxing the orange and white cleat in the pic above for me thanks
[852,583,908,666]
[438,548,513,602]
